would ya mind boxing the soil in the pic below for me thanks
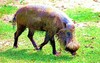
[0,0,100,51]
[0,0,100,22]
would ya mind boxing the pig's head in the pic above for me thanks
[57,23,80,55]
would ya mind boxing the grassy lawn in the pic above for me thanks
[65,7,100,22]
[0,6,100,63]
[0,5,18,18]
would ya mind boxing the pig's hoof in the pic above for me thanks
[71,52,76,56]
[54,52,61,56]
[35,46,40,50]
[38,46,42,50]
[33,48,39,51]
[13,45,18,48]
[36,48,40,50]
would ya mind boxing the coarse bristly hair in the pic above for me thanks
[56,29,80,55]
[56,29,67,49]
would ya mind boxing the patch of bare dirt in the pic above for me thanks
[0,14,14,22]
[0,40,25,50]
[75,21,100,28]
[0,40,12,50]
[1,0,100,11]
[1,0,100,22]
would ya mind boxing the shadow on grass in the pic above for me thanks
[0,48,73,62]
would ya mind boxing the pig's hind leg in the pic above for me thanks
[13,25,26,48]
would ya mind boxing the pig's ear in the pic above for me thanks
[72,20,76,24]
[54,16,64,29]
[56,28,66,36]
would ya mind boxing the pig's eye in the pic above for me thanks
[67,32,71,37]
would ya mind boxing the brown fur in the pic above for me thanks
[12,5,80,56]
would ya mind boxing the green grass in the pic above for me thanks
[0,6,100,63]
[0,20,100,63]
[65,7,100,22]
[0,5,18,18]
[76,26,100,63]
